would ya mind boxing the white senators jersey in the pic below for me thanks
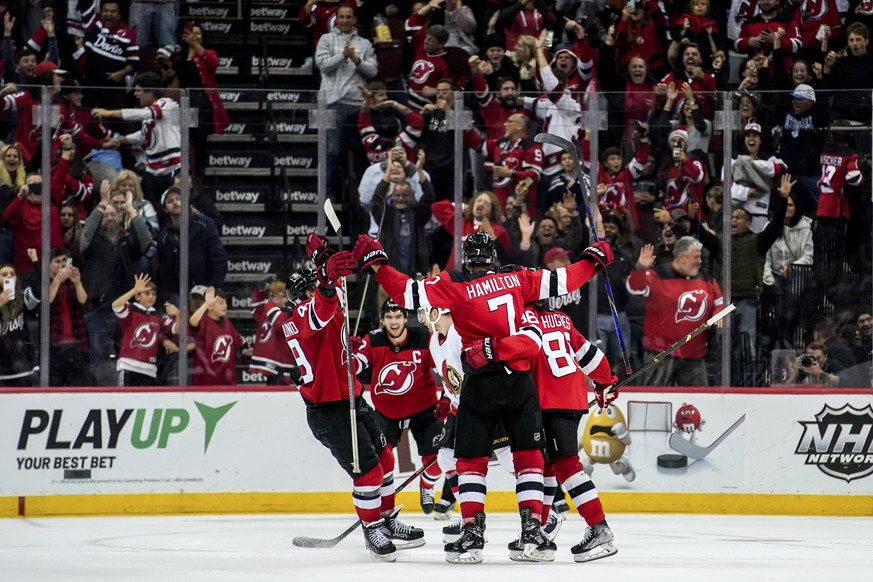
[429,324,464,411]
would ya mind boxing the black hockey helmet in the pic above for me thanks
[463,232,496,267]
[286,269,317,301]
[381,298,407,319]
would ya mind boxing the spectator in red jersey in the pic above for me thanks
[431,191,512,270]
[627,236,724,386]
[655,128,707,218]
[526,300,619,562]
[47,248,91,386]
[582,126,650,229]
[405,17,468,110]
[281,238,425,561]
[189,286,251,386]
[2,173,63,275]
[249,280,296,385]
[357,85,423,166]
[659,43,717,119]
[468,54,528,141]
[668,0,725,74]
[111,273,166,386]
[614,0,669,80]
[497,0,555,51]
[354,299,444,515]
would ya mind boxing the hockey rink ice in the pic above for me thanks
[1,512,871,581]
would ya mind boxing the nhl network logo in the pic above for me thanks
[795,404,873,482]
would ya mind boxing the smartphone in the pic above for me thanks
[3,277,15,300]
[183,21,195,35]
[62,258,73,269]
[518,177,534,193]
[544,30,554,48]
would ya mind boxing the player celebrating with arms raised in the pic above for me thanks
[353,231,612,564]
[282,235,424,562]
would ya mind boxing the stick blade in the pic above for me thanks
[324,199,342,234]
[534,132,573,151]
[292,536,341,549]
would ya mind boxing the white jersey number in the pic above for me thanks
[286,338,314,384]
[542,330,578,378]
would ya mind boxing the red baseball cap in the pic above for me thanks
[543,247,572,265]
[34,61,66,77]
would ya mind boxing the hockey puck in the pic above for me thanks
[657,453,688,469]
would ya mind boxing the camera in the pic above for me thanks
[799,354,817,368]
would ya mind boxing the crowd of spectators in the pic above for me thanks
[311,0,872,387]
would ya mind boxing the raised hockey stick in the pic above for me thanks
[353,203,387,336]
[534,132,633,374]
[324,199,360,474]
[292,458,438,548]
[668,414,746,460]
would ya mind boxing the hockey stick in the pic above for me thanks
[353,203,387,336]
[292,458,438,548]
[668,414,745,460]
[534,132,633,374]
[324,199,360,474]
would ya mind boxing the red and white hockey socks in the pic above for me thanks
[512,449,544,523]
[553,455,605,525]
[456,456,489,524]
[420,453,441,492]
[378,446,396,513]
[352,464,384,525]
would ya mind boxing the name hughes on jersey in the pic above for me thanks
[464,273,521,300]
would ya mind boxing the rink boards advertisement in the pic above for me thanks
[1,388,872,516]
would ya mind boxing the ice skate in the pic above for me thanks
[508,508,555,562]
[432,498,455,520]
[420,484,435,514]
[363,519,397,562]
[542,509,565,542]
[444,512,486,564]
[571,520,617,563]
[553,498,570,514]
[382,505,425,550]
[444,518,488,543]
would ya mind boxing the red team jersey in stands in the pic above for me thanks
[817,144,864,220]
[250,290,293,379]
[465,131,543,209]
[375,262,600,372]
[356,327,438,420]
[114,302,164,377]
[282,288,363,405]
[627,264,724,359]
[528,306,613,411]
[191,316,242,385]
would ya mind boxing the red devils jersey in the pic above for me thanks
[529,306,613,411]
[466,131,543,209]
[356,327,438,420]
[661,159,706,213]
[250,291,294,378]
[358,108,423,165]
[375,261,601,372]
[114,302,164,377]
[817,144,864,220]
[627,264,724,359]
[406,13,465,110]
[282,288,363,405]
[583,140,647,225]
[192,316,242,386]
[471,73,530,141]
[298,0,357,48]
[792,0,843,48]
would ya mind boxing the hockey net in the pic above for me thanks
[626,400,672,432]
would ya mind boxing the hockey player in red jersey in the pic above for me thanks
[112,273,166,386]
[353,231,613,564]
[354,299,444,515]
[527,301,619,562]
[282,235,424,561]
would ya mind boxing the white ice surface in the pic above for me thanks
[1,512,871,582]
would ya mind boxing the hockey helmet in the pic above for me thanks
[286,269,317,301]
[381,298,407,319]
[463,232,496,267]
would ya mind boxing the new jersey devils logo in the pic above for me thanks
[675,290,708,323]
[130,323,158,349]
[858,0,873,15]
[257,321,272,342]
[374,362,417,396]
[663,179,689,209]
[211,334,234,363]
[409,59,436,85]
[800,0,826,21]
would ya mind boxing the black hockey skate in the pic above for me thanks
[553,498,570,514]
[432,498,455,520]
[363,519,397,562]
[571,520,617,562]
[444,512,486,564]
[542,509,565,542]
[443,519,488,544]
[420,484,435,514]
[507,508,555,562]
[382,506,425,549]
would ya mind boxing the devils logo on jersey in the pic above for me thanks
[211,334,234,362]
[409,60,436,85]
[799,0,826,21]
[130,323,158,349]
[257,321,272,343]
[858,0,873,15]
[663,177,689,209]
[675,290,708,323]
[374,361,418,396]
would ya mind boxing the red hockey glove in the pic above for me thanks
[594,377,620,409]
[465,337,499,369]
[306,233,330,265]
[349,334,364,356]
[435,394,452,422]
[353,234,389,273]
[317,250,355,286]
[579,240,614,273]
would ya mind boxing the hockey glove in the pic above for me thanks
[594,377,620,409]
[435,393,452,422]
[305,233,330,265]
[353,234,389,273]
[349,334,364,356]
[317,250,356,286]
[465,337,499,369]
[579,240,614,273]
